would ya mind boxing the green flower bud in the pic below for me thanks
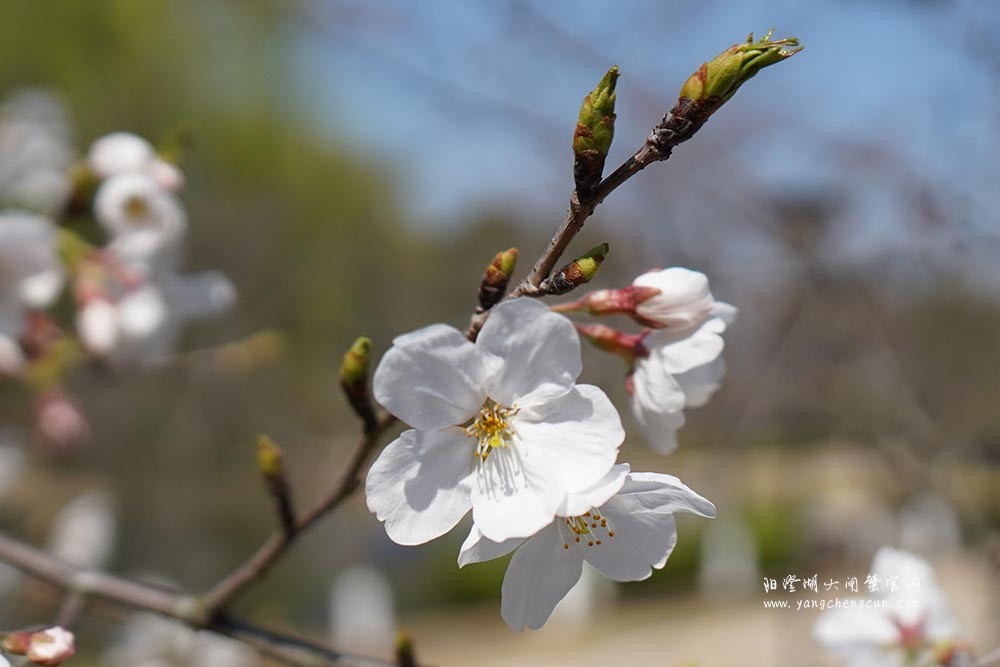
[573,67,619,200]
[340,337,377,430]
[542,242,608,296]
[477,248,518,312]
[679,30,801,105]
[339,337,371,386]
[256,434,284,479]
[574,66,618,157]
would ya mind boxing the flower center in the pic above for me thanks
[123,195,150,223]
[560,510,615,549]
[465,401,517,461]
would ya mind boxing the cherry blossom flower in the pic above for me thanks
[93,172,187,276]
[0,211,65,373]
[88,131,183,191]
[366,298,625,545]
[814,547,963,667]
[459,465,716,630]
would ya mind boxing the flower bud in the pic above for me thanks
[574,323,648,361]
[34,388,91,450]
[573,67,618,199]
[395,629,417,667]
[541,243,608,296]
[646,31,801,158]
[3,627,76,666]
[27,627,75,666]
[339,337,376,430]
[679,30,801,106]
[257,434,284,479]
[631,267,716,331]
[476,248,518,313]
[257,434,295,533]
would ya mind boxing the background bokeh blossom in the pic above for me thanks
[0,1,997,665]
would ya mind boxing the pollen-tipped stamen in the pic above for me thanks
[465,401,518,461]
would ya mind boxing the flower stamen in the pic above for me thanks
[466,401,518,461]
[560,512,615,550]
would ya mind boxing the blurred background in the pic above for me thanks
[0,1,997,665]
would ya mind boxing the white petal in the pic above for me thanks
[515,384,623,500]
[457,524,524,567]
[163,271,236,320]
[630,359,686,455]
[616,472,717,518]
[675,357,726,408]
[711,301,738,325]
[813,606,899,654]
[645,316,727,375]
[581,503,678,581]
[500,524,583,631]
[94,173,188,248]
[633,268,715,331]
[365,428,475,546]
[118,286,169,340]
[471,443,563,543]
[88,132,155,177]
[18,265,64,307]
[77,300,120,354]
[0,335,25,374]
[560,463,630,517]
[477,298,580,407]
[372,324,486,431]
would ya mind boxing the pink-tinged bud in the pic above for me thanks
[631,267,716,331]
[35,389,91,450]
[26,627,75,665]
[574,323,648,361]
[553,284,661,318]
[3,630,33,654]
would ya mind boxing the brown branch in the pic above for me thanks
[201,411,396,615]
[464,97,713,341]
[0,513,395,667]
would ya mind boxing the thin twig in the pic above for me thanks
[0,530,394,667]
[201,411,396,615]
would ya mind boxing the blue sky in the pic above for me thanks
[286,0,999,281]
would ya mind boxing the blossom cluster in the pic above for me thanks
[0,90,235,447]
[813,547,969,667]
[364,266,734,630]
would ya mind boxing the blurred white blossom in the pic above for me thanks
[0,210,65,373]
[104,613,260,667]
[0,90,73,213]
[46,490,117,570]
[88,131,183,191]
[814,547,962,667]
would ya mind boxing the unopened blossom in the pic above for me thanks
[26,627,75,666]
[88,131,183,191]
[0,211,65,373]
[555,267,721,332]
[93,172,187,275]
[631,268,718,331]
[814,547,963,667]
[366,298,624,545]
[459,466,716,630]
[34,389,92,450]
